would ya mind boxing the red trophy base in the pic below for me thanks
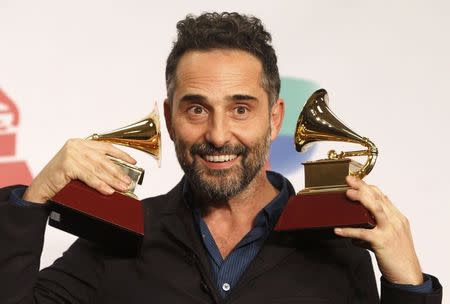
[275,191,375,232]
[49,180,144,256]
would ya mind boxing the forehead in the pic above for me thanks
[173,49,265,99]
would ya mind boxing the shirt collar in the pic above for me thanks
[262,171,293,228]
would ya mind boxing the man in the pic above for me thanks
[0,12,443,303]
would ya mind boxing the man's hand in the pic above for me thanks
[334,176,423,285]
[23,138,136,204]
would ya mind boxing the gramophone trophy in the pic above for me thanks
[275,89,377,231]
[48,104,160,255]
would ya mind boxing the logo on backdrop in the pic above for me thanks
[0,89,33,187]
[269,77,320,175]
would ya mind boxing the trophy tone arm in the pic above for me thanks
[327,137,378,178]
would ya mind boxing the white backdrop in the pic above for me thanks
[1,0,449,301]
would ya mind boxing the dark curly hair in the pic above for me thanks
[165,12,280,107]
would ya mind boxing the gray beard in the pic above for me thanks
[174,132,271,202]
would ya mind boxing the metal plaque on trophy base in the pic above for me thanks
[275,89,377,232]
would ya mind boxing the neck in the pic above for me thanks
[193,170,278,259]
[196,170,278,228]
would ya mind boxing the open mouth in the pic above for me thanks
[202,154,238,163]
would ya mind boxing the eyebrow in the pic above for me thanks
[231,94,258,102]
[178,93,259,104]
[179,94,206,103]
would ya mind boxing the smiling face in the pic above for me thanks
[164,49,283,201]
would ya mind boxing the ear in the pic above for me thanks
[270,98,285,141]
[163,99,174,141]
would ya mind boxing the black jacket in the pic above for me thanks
[0,182,443,303]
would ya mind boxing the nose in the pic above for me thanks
[205,112,231,148]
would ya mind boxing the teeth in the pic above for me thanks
[204,154,237,163]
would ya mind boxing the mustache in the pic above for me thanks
[190,142,247,156]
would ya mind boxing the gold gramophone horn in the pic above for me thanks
[86,103,161,166]
[295,89,378,178]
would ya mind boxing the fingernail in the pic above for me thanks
[122,176,132,184]
[334,228,342,234]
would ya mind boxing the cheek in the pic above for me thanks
[172,116,203,139]
[171,118,208,154]
[231,118,271,146]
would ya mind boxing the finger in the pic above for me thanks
[346,185,388,227]
[85,162,131,193]
[334,227,375,243]
[375,189,402,218]
[99,157,132,184]
[368,185,394,217]
[368,185,405,225]
[74,154,128,192]
[82,174,115,195]
[369,185,411,233]
[89,141,137,165]
[346,175,365,190]
[68,141,133,192]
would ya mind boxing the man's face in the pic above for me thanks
[164,49,282,201]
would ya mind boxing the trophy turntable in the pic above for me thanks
[48,105,160,255]
[275,89,378,231]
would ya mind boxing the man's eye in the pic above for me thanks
[188,106,205,115]
[235,106,248,115]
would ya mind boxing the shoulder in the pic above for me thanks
[0,184,27,201]
[273,231,372,271]
[140,179,186,217]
